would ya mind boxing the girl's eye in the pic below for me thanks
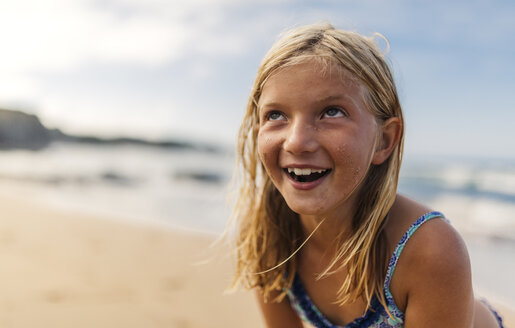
[267,111,285,121]
[322,107,346,118]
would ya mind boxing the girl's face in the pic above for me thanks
[257,61,381,219]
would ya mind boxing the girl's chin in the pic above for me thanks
[284,202,328,218]
[284,197,346,219]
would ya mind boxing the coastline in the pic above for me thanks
[0,193,513,327]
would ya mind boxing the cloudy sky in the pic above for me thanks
[0,0,514,159]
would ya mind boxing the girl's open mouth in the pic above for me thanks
[284,168,331,183]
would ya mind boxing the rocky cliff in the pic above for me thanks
[0,109,52,150]
[0,108,219,152]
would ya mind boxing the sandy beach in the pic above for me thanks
[0,193,513,327]
[0,194,262,327]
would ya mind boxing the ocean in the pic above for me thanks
[0,142,513,307]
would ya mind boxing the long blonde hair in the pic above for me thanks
[229,22,404,310]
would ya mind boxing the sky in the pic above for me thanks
[0,0,514,159]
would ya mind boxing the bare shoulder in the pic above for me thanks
[400,212,471,282]
[387,194,475,327]
[389,194,470,274]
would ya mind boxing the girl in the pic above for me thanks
[229,23,504,327]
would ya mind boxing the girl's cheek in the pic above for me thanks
[257,132,271,162]
[336,144,348,160]
[336,144,353,167]
[257,132,281,173]
[335,144,364,184]
[257,129,275,151]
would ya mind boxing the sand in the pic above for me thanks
[0,194,262,327]
[0,194,513,327]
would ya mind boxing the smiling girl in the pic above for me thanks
[228,23,504,327]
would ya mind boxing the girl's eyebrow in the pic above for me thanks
[257,101,284,111]
[318,94,364,109]
[260,95,346,107]
[257,94,356,112]
[315,94,348,103]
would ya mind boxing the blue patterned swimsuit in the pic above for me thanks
[286,211,505,328]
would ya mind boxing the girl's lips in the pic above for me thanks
[284,169,330,190]
[282,164,329,170]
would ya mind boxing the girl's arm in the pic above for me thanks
[255,290,304,328]
[401,220,475,328]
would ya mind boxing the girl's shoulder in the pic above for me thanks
[385,194,472,312]
[385,194,464,250]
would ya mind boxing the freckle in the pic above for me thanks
[336,149,344,162]
[337,150,353,166]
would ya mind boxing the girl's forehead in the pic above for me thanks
[264,59,360,90]
[258,60,364,103]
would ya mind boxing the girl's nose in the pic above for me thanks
[283,121,319,154]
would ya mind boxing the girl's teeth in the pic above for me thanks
[287,168,326,175]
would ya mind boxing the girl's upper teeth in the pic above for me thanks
[287,168,326,175]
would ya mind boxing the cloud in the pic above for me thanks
[0,0,189,74]
[0,0,263,122]
[0,0,265,76]
[0,0,513,155]
[38,93,178,139]
[2,0,512,75]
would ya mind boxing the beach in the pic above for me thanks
[0,194,263,327]
[1,193,514,327]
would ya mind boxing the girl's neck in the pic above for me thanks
[299,207,354,254]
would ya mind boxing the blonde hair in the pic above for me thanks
[229,22,404,310]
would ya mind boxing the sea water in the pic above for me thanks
[400,155,515,308]
[0,142,235,232]
[0,142,513,307]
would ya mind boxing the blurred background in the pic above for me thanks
[0,0,514,323]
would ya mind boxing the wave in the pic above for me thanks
[0,144,513,241]
[400,157,515,241]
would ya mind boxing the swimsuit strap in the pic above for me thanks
[383,211,447,319]
[286,211,448,328]
[480,298,505,328]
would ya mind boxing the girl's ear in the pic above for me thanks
[372,117,402,165]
